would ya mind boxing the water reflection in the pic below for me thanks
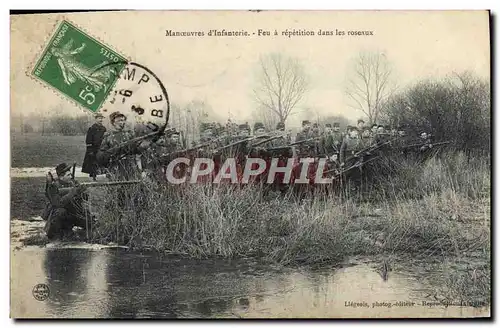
[10,248,490,318]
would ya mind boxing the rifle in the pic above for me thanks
[156,136,227,162]
[71,162,76,181]
[105,126,175,155]
[289,136,321,146]
[402,141,450,149]
[58,179,142,194]
[350,136,400,159]
[78,180,142,187]
[266,146,293,152]
[251,133,288,147]
[215,136,257,152]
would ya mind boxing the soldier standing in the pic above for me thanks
[370,124,379,138]
[271,122,291,148]
[253,122,267,137]
[44,163,89,240]
[295,120,314,157]
[311,123,321,138]
[357,119,366,132]
[320,123,342,157]
[340,126,363,165]
[360,127,373,148]
[339,126,364,191]
[97,111,141,181]
[82,113,106,181]
[295,120,311,142]
[238,123,251,138]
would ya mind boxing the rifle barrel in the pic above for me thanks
[106,128,174,154]
[81,180,142,187]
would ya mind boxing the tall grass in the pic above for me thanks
[87,151,490,302]
[89,151,489,258]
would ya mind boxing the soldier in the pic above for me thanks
[324,123,333,135]
[331,122,343,149]
[370,123,379,137]
[276,121,285,133]
[294,120,314,157]
[357,119,366,132]
[360,127,373,148]
[311,123,321,138]
[137,123,172,178]
[238,123,251,138]
[319,123,335,157]
[339,126,364,191]
[295,120,312,142]
[97,111,143,181]
[167,130,183,151]
[82,113,106,181]
[253,122,267,137]
[392,125,409,150]
[419,131,433,152]
[44,163,88,240]
[270,122,291,148]
[340,126,363,166]
[374,125,388,145]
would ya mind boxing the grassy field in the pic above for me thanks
[11,133,86,167]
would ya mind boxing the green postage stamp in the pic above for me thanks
[29,19,128,113]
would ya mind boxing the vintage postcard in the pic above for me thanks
[10,10,491,319]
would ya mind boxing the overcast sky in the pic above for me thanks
[11,10,490,128]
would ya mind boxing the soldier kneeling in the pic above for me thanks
[44,163,88,240]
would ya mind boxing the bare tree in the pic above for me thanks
[345,51,395,124]
[253,53,309,124]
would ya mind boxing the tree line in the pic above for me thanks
[11,114,93,136]
[253,51,490,153]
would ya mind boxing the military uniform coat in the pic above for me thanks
[97,128,139,180]
[82,123,106,175]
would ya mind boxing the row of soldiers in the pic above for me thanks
[81,112,438,183]
[43,111,441,240]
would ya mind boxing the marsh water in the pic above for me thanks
[11,247,489,318]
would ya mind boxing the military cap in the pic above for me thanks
[325,123,332,128]
[276,122,285,130]
[346,125,356,131]
[302,120,311,126]
[239,123,250,131]
[109,111,126,124]
[55,162,72,176]
[95,112,104,119]
[312,123,319,128]
[371,123,378,128]
[357,119,365,124]
[254,122,265,131]
[333,122,340,127]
